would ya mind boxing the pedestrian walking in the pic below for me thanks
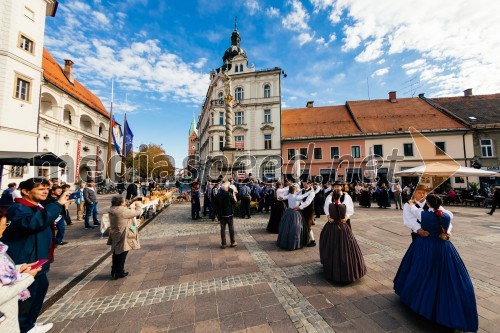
[108,196,142,279]
[487,186,500,215]
[191,183,201,220]
[83,179,100,229]
[216,183,237,249]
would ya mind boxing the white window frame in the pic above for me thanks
[235,87,244,101]
[13,74,32,102]
[18,33,35,54]
[264,109,271,123]
[481,139,494,157]
[264,84,271,98]
[351,145,361,158]
[235,111,244,125]
[10,166,25,178]
[219,112,224,125]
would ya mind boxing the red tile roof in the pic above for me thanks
[346,97,466,133]
[430,94,500,125]
[282,105,362,139]
[42,48,109,118]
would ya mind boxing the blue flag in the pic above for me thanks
[111,116,122,156]
[124,119,134,157]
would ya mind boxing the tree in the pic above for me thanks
[125,144,174,180]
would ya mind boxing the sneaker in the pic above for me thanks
[84,226,95,230]
[28,322,53,333]
[230,242,238,248]
[487,212,493,215]
[307,241,316,247]
[93,222,101,226]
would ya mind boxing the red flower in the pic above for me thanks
[435,209,442,217]
[334,200,340,206]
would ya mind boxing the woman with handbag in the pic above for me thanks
[108,196,142,279]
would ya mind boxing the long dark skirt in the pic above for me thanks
[319,221,366,283]
[277,208,308,250]
[359,191,371,207]
[267,200,286,234]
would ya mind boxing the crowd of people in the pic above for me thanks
[0,173,484,332]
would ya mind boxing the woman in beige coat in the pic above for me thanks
[108,196,142,279]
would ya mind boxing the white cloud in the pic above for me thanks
[316,33,336,47]
[377,59,386,65]
[205,30,223,43]
[244,0,260,15]
[290,96,297,100]
[297,32,315,46]
[266,6,280,18]
[282,0,310,32]
[313,0,500,95]
[44,0,210,106]
[371,67,389,77]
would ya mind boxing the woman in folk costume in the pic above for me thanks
[358,183,371,208]
[320,189,366,283]
[276,184,308,250]
[266,181,288,234]
[394,194,478,332]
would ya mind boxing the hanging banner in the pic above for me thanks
[74,140,81,182]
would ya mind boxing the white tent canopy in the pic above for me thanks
[395,162,498,177]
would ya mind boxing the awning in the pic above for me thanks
[0,151,67,167]
[394,162,497,177]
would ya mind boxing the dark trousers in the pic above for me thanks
[489,199,498,214]
[192,203,200,219]
[112,250,129,275]
[85,203,99,227]
[240,197,251,218]
[18,273,49,333]
[220,216,235,245]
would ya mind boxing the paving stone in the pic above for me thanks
[219,313,245,333]
[269,318,299,333]
[242,308,268,328]
[256,292,279,307]
[168,324,195,333]
[194,319,220,333]
[369,310,402,331]
[142,313,171,332]
[195,304,219,322]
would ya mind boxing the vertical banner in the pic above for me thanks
[75,140,81,182]
[96,146,100,177]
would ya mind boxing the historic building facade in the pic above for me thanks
[429,90,500,187]
[282,92,475,188]
[197,27,282,181]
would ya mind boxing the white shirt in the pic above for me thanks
[276,187,289,201]
[324,186,332,195]
[298,188,315,210]
[324,191,354,217]
[402,200,453,233]
[282,192,306,209]
[314,186,321,194]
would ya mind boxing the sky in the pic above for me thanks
[44,0,500,166]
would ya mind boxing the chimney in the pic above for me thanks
[64,59,74,84]
[418,93,425,98]
[306,101,314,108]
[464,88,473,97]
[388,91,397,103]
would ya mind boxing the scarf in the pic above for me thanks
[0,241,30,301]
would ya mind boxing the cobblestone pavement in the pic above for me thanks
[39,202,500,332]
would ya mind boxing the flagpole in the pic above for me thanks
[121,112,127,177]
[106,79,114,182]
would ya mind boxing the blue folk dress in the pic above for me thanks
[394,208,478,332]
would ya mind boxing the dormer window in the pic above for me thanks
[240,64,243,72]
[235,65,239,73]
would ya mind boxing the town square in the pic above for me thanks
[0,0,499,332]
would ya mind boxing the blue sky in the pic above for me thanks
[44,0,500,166]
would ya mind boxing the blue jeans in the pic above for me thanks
[85,203,99,227]
[18,273,49,333]
[55,215,66,244]
[142,187,147,196]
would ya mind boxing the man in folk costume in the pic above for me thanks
[403,184,453,241]
[324,180,354,228]
[295,180,316,247]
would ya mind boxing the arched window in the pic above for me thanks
[240,64,243,72]
[235,65,239,73]
[264,84,271,98]
[211,113,214,125]
[235,87,244,101]
[218,92,223,103]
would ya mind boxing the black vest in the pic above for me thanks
[415,202,429,224]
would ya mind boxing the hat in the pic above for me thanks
[87,178,95,183]
[333,180,344,186]
[415,184,430,191]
